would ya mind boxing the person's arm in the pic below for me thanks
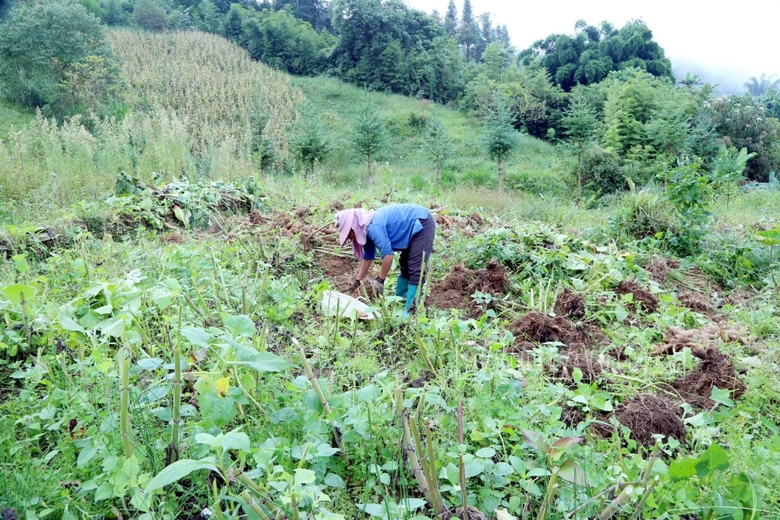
[356,259,373,281]
[377,254,393,280]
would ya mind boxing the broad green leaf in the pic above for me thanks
[669,457,697,481]
[2,284,37,304]
[360,504,387,517]
[144,458,218,494]
[181,326,211,348]
[96,317,126,338]
[77,445,98,468]
[695,443,730,478]
[399,498,426,511]
[59,315,85,333]
[294,468,316,485]
[557,460,589,487]
[12,254,29,274]
[475,447,496,458]
[710,387,735,408]
[755,228,780,246]
[229,353,291,373]
[219,430,251,453]
[324,472,346,488]
[223,314,256,337]
[199,392,237,428]
[549,436,584,462]
[137,358,163,371]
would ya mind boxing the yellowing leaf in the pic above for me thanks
[215,377,230,397]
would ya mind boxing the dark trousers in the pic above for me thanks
[399,215,436,286]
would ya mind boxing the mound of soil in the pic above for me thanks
[427,260,510,315]
[651,322,751,356]
[466,212,484,227]
[615,394,687,447]
[645,257,670,283]
[315,253,360,293]
[554,288,586,320]
[468,259,510,295]
[556,351,603,382]
[678,291,716,317]
[509,311,609,350]
[616,278,659,314]
[671,348,746,409]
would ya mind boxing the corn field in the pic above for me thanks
[108,29,302,162]
[0,30,303,211]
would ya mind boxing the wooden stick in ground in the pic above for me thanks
[458,398,468,515]
[294,339,345,456]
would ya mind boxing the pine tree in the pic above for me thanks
[482,93,519,192]
[423,114,451,189]
[561,90,597,205]
[293,107,331,178]
[444,0,458,37]
[459,0,478,62]
[350,98,387,181]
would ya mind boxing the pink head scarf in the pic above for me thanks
[334,208,374,259]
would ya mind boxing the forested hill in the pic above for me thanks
[1,0,779,184]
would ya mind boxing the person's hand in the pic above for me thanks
[368,276,384,296]
[350,278,362,290]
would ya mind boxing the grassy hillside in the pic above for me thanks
[293,75,571,195]
[0,99,33,138]
[0,28,779,519]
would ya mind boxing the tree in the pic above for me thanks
[744,74,780,96]
[293,107,330,178]
[519,19,673,91]
[458,0,478,62]
[482,93,519,192]
[706,94,780,181]
[444,0,457,37]
[132,0,169,32]
[423,114,450,189]
[0,0,120,115]
[562,89,597,205]
[350,98,387,180]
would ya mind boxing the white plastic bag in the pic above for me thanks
[321,290,375,320]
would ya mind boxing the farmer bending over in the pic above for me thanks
[335,204,436,315]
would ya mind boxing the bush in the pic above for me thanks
[579,148,656,196]
[461,167,495,188]
[505,168,566,196]
[440,169,458,188]
[610,187,679,241]
[409,173,428,191]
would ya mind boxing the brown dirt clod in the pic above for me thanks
[554,288,586,320]
[615,394,687,447]
[671,347,746,409]
[678,291,715,316]
[508,311,609,350]
[645,258,670,283]
[556,351,603,382]
[616,278,659,314]
[427,260,510,315]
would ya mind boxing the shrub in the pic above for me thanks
[505,168,566,196]
[610,187,679,241]
[461,167,495,188]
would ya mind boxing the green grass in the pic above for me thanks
[0,99,33,138]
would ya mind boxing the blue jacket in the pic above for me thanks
[363,204,431,260]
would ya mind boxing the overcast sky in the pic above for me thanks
[405,0,780,93]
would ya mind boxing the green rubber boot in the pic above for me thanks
[404,284,419,315]
[395,277,409,298]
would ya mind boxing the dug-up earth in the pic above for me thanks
[242,204,753,450]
